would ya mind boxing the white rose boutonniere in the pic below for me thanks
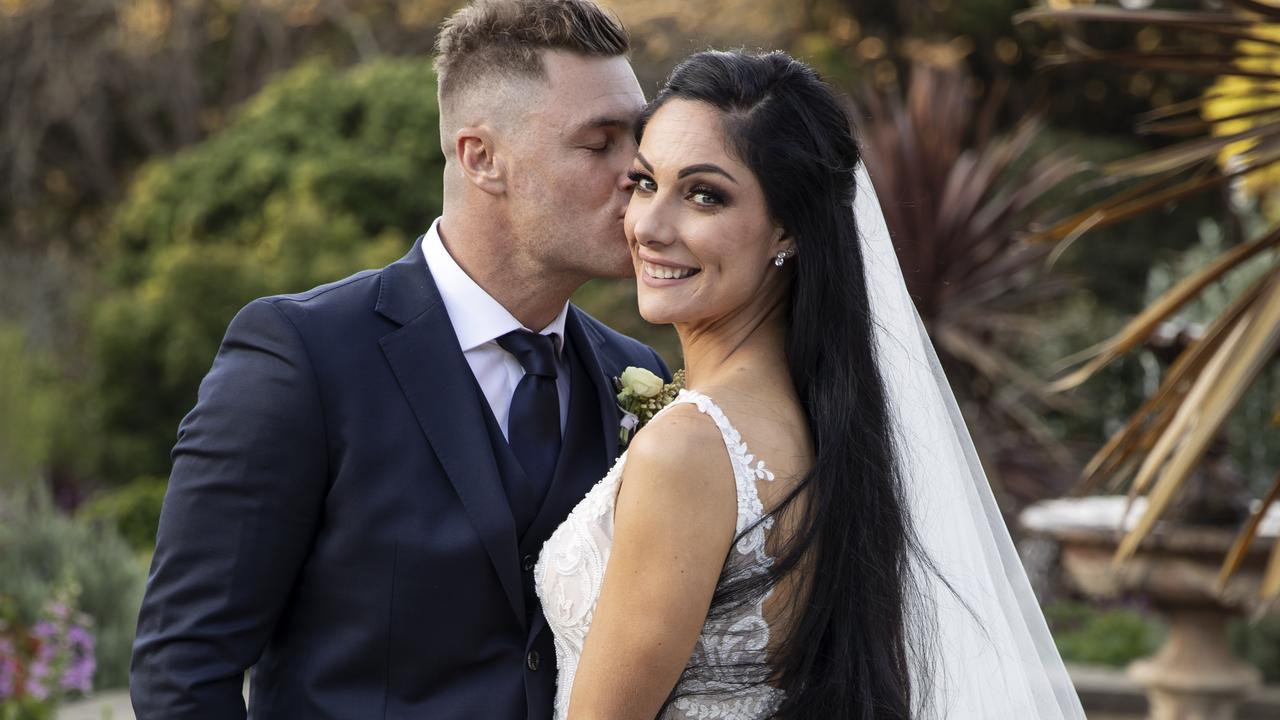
[614,367,686,447]
[620,366,664,398]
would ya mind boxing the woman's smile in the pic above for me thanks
[638,255,702,286]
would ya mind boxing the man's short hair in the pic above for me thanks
[434,0,630,102]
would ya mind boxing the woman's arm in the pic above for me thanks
[566,403,739,719]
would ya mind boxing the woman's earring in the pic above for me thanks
[774,249,792,267]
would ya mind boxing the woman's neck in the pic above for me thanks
[676,300,791,396]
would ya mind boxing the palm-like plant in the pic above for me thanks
[854,59,1084,509]
[1018,0,1280,600]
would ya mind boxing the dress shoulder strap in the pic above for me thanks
[656,390,777,536]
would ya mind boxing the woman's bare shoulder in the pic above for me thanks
[624,402,733,492]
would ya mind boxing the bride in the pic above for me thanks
[535,49,1087,720]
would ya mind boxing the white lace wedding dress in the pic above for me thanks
[534,389,785,720]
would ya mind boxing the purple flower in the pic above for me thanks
[61,654,95,694]
[65,625,92,650]
[0,635,14,700]
[25,673,50,701]
[0,594,100,706]
[59,623,96,694]
[29,653,51,678]
[30,621,56,641]
[0,657,16,701]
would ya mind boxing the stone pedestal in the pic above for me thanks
[1021,496,1280,720]
[1128,607,1261,720]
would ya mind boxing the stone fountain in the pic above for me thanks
[1022,486,1280,720]
[1021,319,1280,719]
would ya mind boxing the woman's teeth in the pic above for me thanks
[643,262,698,280]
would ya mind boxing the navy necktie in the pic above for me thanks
[496,329,561,535]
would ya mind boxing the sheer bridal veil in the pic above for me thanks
[853,162,1087,719]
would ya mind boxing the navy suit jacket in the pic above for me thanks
[130,238,669,719]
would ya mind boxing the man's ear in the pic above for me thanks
[455,126,506,195]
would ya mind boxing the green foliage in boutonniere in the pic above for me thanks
[614,367,686,447]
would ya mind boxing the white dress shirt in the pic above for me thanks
[422,218,570,440]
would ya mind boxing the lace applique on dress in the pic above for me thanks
[534,389,784,720]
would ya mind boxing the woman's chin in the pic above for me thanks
[637,301,687,326]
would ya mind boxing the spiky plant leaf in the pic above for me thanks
[1021,0,1280,598]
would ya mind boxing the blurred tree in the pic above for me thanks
[1020,0,1280,599]
[0,0,454,495]
[602,0,805,89]
[0,325,65,494]
[87,58,443,485]
[0,0,449,251]
[78,475,168,552]
[822,0,1213,133]
[836,0,1035,95]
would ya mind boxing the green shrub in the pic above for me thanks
[1045,600,1165,667]
[1047,599,1280,680]
[78,476,168,552]
[1230,613,1280,683]
[0,494,147,690]
[88,58,444,485]
[0,325,65,495]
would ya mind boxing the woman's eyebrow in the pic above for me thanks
[678,163,737,184]
[633,153,738,184]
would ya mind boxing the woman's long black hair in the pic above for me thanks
[638,51,934,719]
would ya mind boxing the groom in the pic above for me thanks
[129,1,667,717]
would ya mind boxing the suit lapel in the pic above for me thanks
[566,307,622,464]
[376,239,526,624]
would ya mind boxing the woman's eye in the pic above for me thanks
[689,186,723,207]
[627,171,657,193]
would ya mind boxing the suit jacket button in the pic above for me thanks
[522,554,536,572]
[527,650,540,671]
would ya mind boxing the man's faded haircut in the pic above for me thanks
[434,0,630,103]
